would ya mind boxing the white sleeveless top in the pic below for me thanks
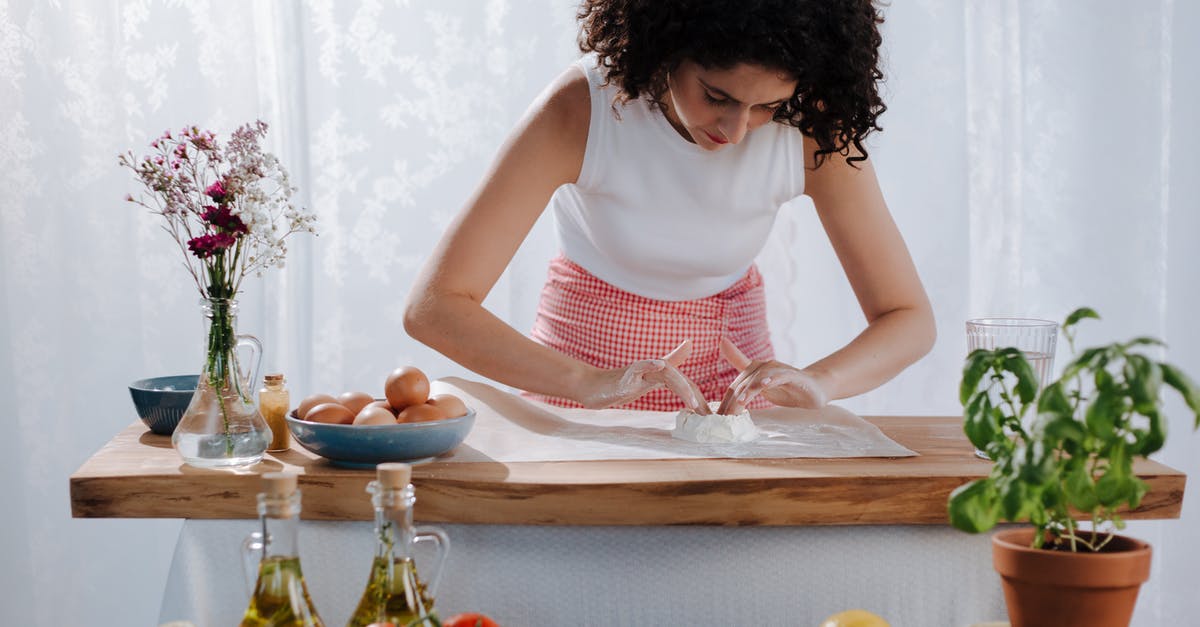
[548,56,807,301]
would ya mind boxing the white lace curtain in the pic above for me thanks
[1,2,1196,625]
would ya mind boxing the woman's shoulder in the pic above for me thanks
[545,63,592,126]
[496,63,591,188]
[522,63,591,152]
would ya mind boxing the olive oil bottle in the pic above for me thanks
[347,463,449,627]
[241,472,324,627]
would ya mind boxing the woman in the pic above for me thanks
[404,0,935,416]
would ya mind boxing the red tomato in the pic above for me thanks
[443,613,500,627]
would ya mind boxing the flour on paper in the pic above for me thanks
[672,403,759,444]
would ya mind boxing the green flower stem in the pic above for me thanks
[205,306,235,457]
[204,257,237,457]
[986,376,1028,439]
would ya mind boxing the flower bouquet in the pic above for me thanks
[120,121,316,467]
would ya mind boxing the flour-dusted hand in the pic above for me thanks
[577,340,711,413]
[716,337,828,415]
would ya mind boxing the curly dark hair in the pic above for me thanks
[577,0,886,167]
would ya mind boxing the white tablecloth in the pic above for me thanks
[159,520,1007,626]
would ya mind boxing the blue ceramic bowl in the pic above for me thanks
[129,375,199,435]
[286,408,475,468]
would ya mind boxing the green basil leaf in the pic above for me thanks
[1063,307,1100,329]
[1018,440,1053,485]
[999,349,1039,404]
[1124,336,1166,349]
[961,349,993,405]
[963,394,997,450]
[1063,347,1105,380]
[984,434,1016,462]
[1000,477,1030,521]
[1124,354,1162,413]
[1065,464,1098,512]
[1040,412,1085,446]
[1110,439,1130,467]
[1128,477,1148,509]
[1036,381,1072,417]
[1095,470,1127,507]
[1161,362,1200,428]
[1039,482,1062,511]
[1096,442,1133,507]
[948,480,1000,533]
[1085,389,1119,442]
[1132,408,1166,456]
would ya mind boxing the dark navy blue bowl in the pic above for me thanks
[129,375,198,435]
[286,408,475,468]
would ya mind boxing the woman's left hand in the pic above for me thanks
[716,338,829,415]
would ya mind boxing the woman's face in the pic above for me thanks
[663,59,798,150]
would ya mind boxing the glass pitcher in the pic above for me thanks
[173,298,272,467]
[240,472,324,627]
[347,463,449,627]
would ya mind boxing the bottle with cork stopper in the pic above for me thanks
[258,374,291,452]
[347,463,449,627]
[240,472,325,627]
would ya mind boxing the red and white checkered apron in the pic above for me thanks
[526,254,775,411]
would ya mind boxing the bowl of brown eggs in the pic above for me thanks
[286,366,474,468]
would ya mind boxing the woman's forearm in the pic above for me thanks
[403,291,597,401]
[803,304,936,401]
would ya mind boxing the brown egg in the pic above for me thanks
[397,402,445,423]
[384,366,430,410]
[427,394,468,418]
[353,405,398,426]
[366,399,397,416]
[305,402,355,425]
[338,391,374,416]
[297,393,338,419]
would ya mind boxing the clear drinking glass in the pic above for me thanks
[965,317,1059,459]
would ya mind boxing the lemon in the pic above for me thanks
[819,609,890,627]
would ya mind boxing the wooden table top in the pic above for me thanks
[69,418,1187,526]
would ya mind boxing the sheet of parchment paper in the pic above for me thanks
[432,377,917,463]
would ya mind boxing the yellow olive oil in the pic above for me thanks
[347,555,437,627]
[240,555,324,627]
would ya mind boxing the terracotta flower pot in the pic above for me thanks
[992,528,1152,627]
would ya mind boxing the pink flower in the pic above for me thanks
[205,180,228,203]
[202,204,248,235]
[186,232,238,259]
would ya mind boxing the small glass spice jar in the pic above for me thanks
[258,374,291,452]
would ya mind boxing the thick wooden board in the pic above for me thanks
[69,418,1186,525]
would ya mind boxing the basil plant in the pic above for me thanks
[948,308,1200,551]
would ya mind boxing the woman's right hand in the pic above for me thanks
[575,340,710,413]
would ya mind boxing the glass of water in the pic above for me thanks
[965,317,1059,459]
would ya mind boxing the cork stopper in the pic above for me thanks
[376,463,412,489]
[260,472,298,497]
[264,373,285,383]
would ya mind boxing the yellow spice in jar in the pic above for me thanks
[259,374,291,452]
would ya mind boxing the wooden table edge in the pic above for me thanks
[69,418,1187,525]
